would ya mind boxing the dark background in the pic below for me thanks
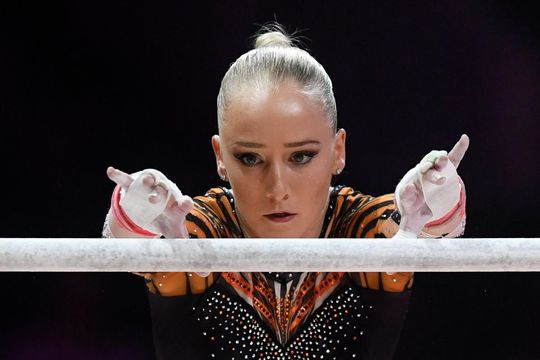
[1,1,540,359]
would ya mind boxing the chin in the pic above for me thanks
[256,228,306,238]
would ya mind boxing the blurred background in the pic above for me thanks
[1,1,539,359]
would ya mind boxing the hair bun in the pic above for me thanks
[254,31,293,49]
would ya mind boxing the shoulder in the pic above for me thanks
[193,187,234,207]
[330,185,395,213]
[186,187,242,238]
[326,185,398,238]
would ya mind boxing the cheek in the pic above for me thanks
[223,161,262,211]
[303,155,334,185]
[293,160,333,205]
[231,176,261,201]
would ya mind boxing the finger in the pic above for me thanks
[176,195,194,213]
[142,174,157,187]
[418,161,433,174]
[168,195,193,212]
[433,155,448,170]
[423,168,446,185]
[448,134,470,169]
[148,186,168,204]
[107,166,134,188]
[148,190,162,204]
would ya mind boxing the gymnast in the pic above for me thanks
[103,24,469,360]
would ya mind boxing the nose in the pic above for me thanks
[265,163,290,202]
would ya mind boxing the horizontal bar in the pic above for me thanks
[0,238,538,272]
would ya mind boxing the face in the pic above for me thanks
[212,82,346,238]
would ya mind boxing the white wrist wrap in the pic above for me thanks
[119,169,183,229]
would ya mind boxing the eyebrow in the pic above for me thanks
[284,140,321,148]
[233,140,321,148]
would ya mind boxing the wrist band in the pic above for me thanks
[110,185,159,237]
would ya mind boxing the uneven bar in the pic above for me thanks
[0,238,538,272]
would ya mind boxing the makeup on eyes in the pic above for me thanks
[232,148,320,167]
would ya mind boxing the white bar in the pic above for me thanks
[0,238,538,272]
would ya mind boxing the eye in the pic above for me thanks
[290,151,317,165]
[235,153,262,167]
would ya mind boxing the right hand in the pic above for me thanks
[107,166,194,238]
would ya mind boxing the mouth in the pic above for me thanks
[264,212,296,223]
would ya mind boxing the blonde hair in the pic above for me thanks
[217,24,337,132]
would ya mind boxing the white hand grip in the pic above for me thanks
[120,169,181,228]
[418,151,460,220]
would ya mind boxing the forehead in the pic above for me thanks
[221,84,333,142]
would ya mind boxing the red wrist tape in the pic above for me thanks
[110,185,158,237]
[425,180,466,227]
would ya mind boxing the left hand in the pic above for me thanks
[395,134,469,235]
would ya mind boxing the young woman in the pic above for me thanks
[103,25,469,360]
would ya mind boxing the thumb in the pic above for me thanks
[175,195,194,213]
[107,166,134,189]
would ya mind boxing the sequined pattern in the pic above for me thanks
[220,272,346,345]
[195,285,368,359]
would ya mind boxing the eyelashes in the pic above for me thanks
[290,151,317,165]
[234,153,261,167]
[234,151,319,167]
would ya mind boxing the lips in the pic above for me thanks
[264,212,296,223]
